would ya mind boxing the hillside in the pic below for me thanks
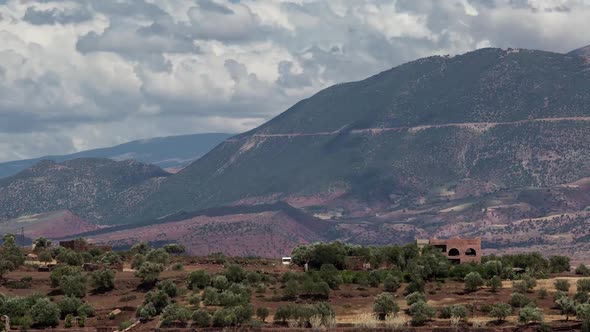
[568,44,590,57]
[0,132,230,178]
[0,158,169,223]
[136,48,590,222]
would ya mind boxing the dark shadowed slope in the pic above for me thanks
[0,159,169,223]
[0,133,231,178]
[134,48,590,222]
[568,44,590,57]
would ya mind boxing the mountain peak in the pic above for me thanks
[567,44,590,57]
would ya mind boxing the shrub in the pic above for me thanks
[576,264,590,276]
[256,307,269,322]
[319,264,343,289]
[160,303,191,327]
[145,248,170,266]
[211,275,230,290]
[59,296,83,317]
[538,287,548,299]
[224,264,247,283]
[188,293,200,306]
[157,279,178,298]
[300,279,330,299]
[574,291,590,304]
[518,306,543,324]
[77,303,96,317]
[283,279,299,300]
[134,262,164,285]
[91,269,115,292]
[553,290,568,302]
[488,302,512,322]
[464,272,484,292]
[274,304,293,324]
[384,275,401,292]
[31,298,60,328]
[510,293,532,308]
[578,279,590,293]
[143,289,171,314]
[171,263,183,271]
[57,249,83,266]
[60,274,87,298]
[554,279,570,292]
[119,320,133,330]
[246,271,262,284]
[65,314,74,328]
[78,314,86,327]
[440,305,468,320]
[131,254,146,270]
[202,287,220,306]
[404,278,425,295]
[373,292,399,320]
[192,309,211,328]
[368,271,380,288]
[50,265,83,288]
[487,276,502,292]
[556,297,576,321]
[136,303,157,322]
[549,256,570,273]
[576,303,590,332]
[405,292,427,306]
[187,270,211,290]
[163,244,186,255]
[409,300,436,326]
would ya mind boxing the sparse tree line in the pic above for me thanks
[3,236,590,329]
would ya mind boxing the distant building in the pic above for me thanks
[281,257,292,265]
[417,238,481,264]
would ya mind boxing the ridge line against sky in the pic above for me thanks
[1,0,590,162]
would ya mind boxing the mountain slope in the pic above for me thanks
[0,133,231,178]
[568,44,590,57]
[0,159,169,223]
[135,48,590,221]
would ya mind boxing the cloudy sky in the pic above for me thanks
[0,0,589,162]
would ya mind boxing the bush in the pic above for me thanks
[274,304,293,324]
[576,264,590,276]
[224,264,247,283]
[409,300,436,326]
[574,291,590,304]
[134,262,164,285]
[439,305,468,320]
[59,296,83,317]
[510,293,532,308]
[368,271,380,288]
[65,314,74,328]
[143,289,171,314]
[91,268,115,292]
[256,307,269,322]
[157,279,178,298]
[187,270,211,290]
[192,309,211,328]
[556,297,576,321]
[554,279,570,292]
[77,303,96,317]
[131,254,146,270]
[57,249,83,266]
[212,275,230,290]
[487,276,502,292]
[60,274,87,298]
[246,271,262,284]
[538,287,548,299]
[464,272,484,292]
[160,303,191,327]
[136,303,157,322]
[283,279,299,300]
[383,275,401,292]
[163,244,186,255]
[488,302,512,322]
[319,264,343,289]
[373,292,399,320]
[405,292,427,306]
[203,287,220,306]
[31,298,60,328]
[576,303,590,332]
[578,279,590,293]
[78,314,86,327]
[300,279,330,299]
[50,265,83,288]
[119,320,133,330]
[549,256,570,273]
[188,293,200,306]
[145,248,170,266]
[518,306,543,324]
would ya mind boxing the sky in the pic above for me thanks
[1,0,590,162]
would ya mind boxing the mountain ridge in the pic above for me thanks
[0,132,231,178]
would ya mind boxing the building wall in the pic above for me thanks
[428,238,481,263]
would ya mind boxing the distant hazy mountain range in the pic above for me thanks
[0,133,231,178]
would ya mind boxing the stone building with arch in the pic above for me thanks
[420,238,481,264]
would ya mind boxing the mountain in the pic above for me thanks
[2,47,590,259]
[568,44,590,57]
[135,47,590,222]
[0,158,169,223]
[0,133,231,178]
